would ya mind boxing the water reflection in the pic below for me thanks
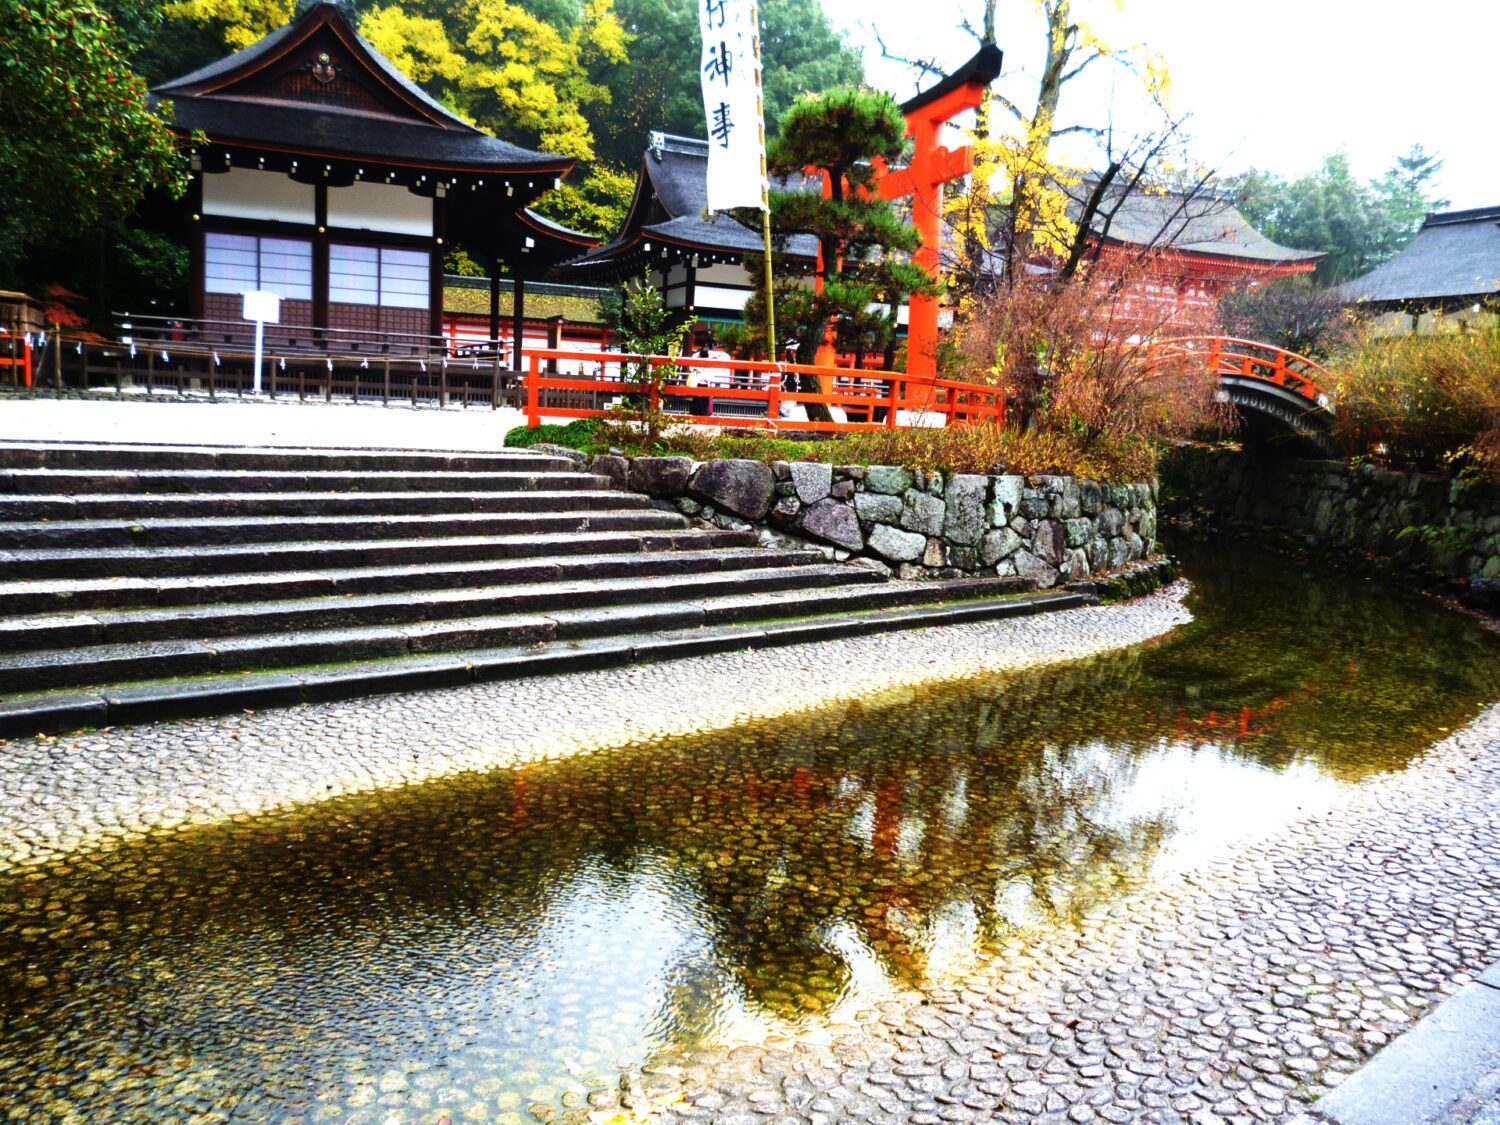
[1,541,1496,1122]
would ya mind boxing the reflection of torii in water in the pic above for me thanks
[809,45,1003,378]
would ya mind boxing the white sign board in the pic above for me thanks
[242,289,281,325]
[699,0,765,212]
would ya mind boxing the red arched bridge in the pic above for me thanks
[1148,336,1336,446]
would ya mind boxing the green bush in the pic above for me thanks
[1330,327,1500,478]
[502,418,601,450]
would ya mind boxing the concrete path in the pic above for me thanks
[0,395,529,451]
[1291,965,1500,1125]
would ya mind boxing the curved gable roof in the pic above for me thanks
[153,1,570,173]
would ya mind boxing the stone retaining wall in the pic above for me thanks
[586,452,1157,588]
[1162,444,1500,586]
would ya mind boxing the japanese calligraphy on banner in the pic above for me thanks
[699,0,765,212]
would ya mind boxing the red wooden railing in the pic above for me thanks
[1153,336,1334,409]
[0,330,33,388]
[523,350,1004,433]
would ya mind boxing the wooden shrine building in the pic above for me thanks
[569,133,818,328]
[151,0,596,359]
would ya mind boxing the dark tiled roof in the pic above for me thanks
[1075,182,1324,263]
[570,133,819,267]
[1340,206,1500,303]
[165,96,569,170]
[153,0,567,172]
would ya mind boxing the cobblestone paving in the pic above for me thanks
[612,706,1500,1125]
[0,586,1192,870]
[5,580,1499,1125]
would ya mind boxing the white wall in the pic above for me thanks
[202,167,315,224]
[328,180,433,236]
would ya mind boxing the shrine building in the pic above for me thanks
[150,0,596,358]
[568,132,819,327]
[1060,181,1324,322]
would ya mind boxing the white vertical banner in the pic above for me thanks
[700,0,765,212]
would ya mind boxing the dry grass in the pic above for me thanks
[1329,326,1500,478]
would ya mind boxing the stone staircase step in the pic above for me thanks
[0,565,877,650]
[0,528,759,580]
[0,588,1085,735]
[698,575,1035,623]
[0,547,828,615]
[0,441,575,475]
[0,508,687,550]
[0,489,654,521]
[0,468,604,495]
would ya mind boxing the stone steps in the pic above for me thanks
[0,468,604,495]
[0,564,880,653]
[0,546,825,614]
[0,529,758,580]
[0,439,1062,734]
[0,589,1085,734]
[0,489,655,521]
[0,440,569,474]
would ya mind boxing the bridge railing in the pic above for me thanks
[522,349,1005,432]
[1154,336,1334,410]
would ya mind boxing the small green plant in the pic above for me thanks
[1395,521,1482,559]
[597,282,688,452]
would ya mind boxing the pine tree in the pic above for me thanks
[739,88,935,422]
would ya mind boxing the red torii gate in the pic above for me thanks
[875,45,1002,379]
[809,47,1001,377]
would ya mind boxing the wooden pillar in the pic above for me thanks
[511,271,525,374]
[188,171,205,324]
[488,258,502,347]
[430,189,447,342]
[313,183,329,336]
[546,316,563,374]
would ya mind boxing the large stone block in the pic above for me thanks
[590,453,629,489]
[865,464,914,495]
[1013,549,1059,588]
[980,527,1022,565]
[1033,519,1067,566]
[629,456,694,497]
[689,458,776,519]
[790,461,833,504]
[867,523,926,562]
[943,474,989,545]
[990,475,1024,524]
[797,498,864,551]
[854,492,903,524]
[1038,475,1082,519]
[900,489,946,536]
[1064,517,1093,547]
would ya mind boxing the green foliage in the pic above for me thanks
[1329,327,1500,478]
[590,0,864,168]
[530,161,635,238]
[597,282,689,449]
[0,0,188,281]
[1228,146,1447,284]
[503,416,601,448]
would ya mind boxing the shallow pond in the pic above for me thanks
[2,542,1498,1123]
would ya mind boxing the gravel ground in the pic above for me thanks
[0,584,1193,871]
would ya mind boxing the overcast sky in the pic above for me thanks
[830,0,1496,210]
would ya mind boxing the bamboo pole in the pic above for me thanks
[751,0,775,361]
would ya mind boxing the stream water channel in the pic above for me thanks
[2,542,1498,1123]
